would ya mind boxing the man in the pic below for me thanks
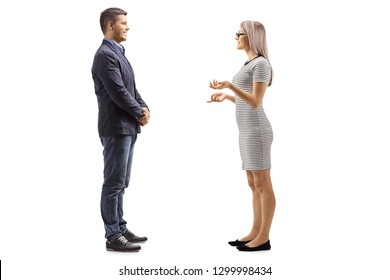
[91,7,150,252]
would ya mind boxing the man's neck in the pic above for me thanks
[105,37,122,45]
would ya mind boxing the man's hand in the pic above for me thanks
[138,107,150,126]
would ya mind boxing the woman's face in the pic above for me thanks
[235,28,249,50]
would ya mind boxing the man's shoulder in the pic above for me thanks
[95,42,115,55]
[93,43,119,65]
[92,43,121,73]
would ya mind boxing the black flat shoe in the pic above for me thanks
[123,230,148,243]
[228,239,251,246]
[106,236,141,252]
[237,240,271,251]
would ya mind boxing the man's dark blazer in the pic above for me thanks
[92,39,148,137]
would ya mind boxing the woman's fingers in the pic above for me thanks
[209,80,219,89]
[207,93,218,102]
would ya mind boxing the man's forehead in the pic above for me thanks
[116,14,127,21]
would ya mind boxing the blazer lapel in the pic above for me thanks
[102,40,133,72]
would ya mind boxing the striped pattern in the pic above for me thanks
[232,56,273,170]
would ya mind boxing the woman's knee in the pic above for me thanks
[248,181,256,191]
[246,171,256,191]
[253,171,271,193]
[253,181,265,193]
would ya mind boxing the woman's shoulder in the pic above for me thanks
[255,56,270,67]
[250,57,270,73]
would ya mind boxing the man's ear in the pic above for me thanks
[107,21,114,31]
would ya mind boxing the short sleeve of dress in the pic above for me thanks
[252,58,271,84]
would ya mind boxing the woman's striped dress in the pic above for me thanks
[232,56,273,170]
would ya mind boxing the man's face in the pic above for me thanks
[110,14,129,43]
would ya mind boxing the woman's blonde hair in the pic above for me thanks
[240,21,273,86]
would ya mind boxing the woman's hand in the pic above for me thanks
[209,79,231,90]
[207,92,228,103]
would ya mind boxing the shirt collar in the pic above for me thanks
[104,38,124,54]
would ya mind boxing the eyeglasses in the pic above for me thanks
[236,32,246,37]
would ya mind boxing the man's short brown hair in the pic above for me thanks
[100,7,127,34]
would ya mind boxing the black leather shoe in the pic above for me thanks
[228,239,251,246]
[123,230,148,243]
[237,240,271,251]
[106,236,141,252]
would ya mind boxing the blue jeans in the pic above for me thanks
[100,134,137,240]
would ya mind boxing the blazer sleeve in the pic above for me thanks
[95,51,144,119]
[135,88,149,110]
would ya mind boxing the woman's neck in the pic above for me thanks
[245,50,258,61]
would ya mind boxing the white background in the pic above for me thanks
[1,0,390,279]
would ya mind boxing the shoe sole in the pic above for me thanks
[106,247,141,252]
[129,239,147,243]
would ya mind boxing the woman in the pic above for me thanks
[208,21,275,251]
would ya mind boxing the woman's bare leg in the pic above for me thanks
[239,171,262,241]
[245,169,275,247]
